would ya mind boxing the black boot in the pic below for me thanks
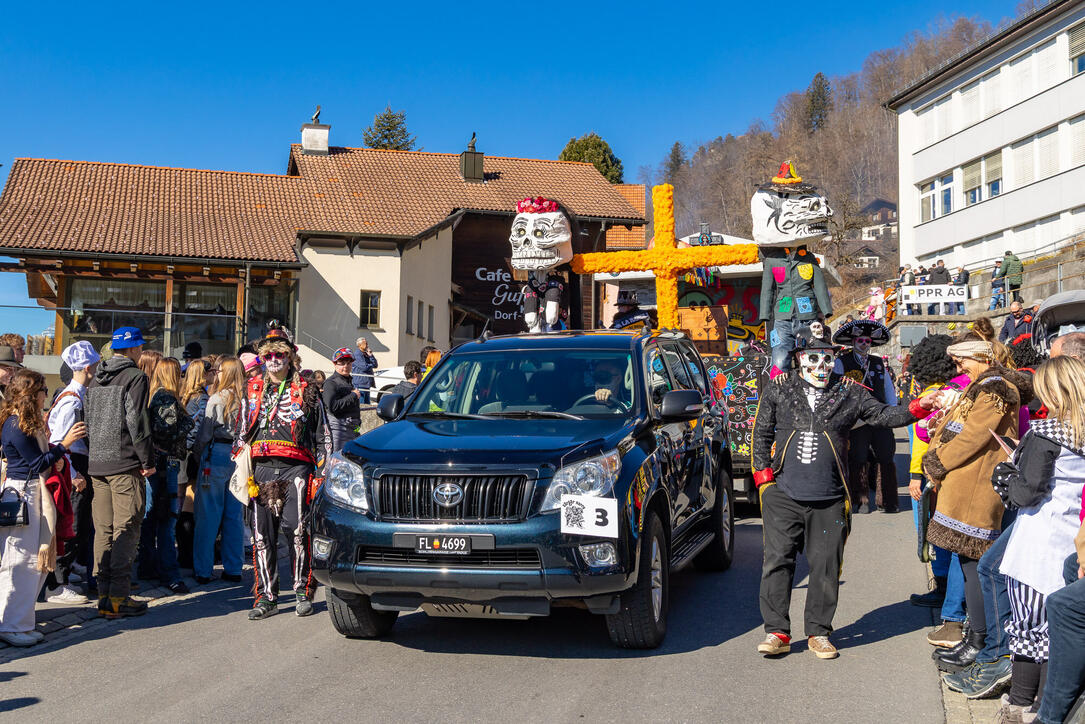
[936,630,983,672]
[911,576,948,608]
[932,621,971,660]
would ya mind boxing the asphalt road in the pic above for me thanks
[0,442,942,723]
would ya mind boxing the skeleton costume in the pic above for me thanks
[753,328,925,649]
[509,197,573,333]
[237,325,331,619]
[751,162,834,376]
[831,319,900,513]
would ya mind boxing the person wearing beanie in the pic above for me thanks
[239,352,262,379]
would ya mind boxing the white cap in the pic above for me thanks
[61,340,101,371]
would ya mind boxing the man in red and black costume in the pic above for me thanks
[237,324,330,620]
[752,328,939,659]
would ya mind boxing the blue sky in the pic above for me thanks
[0,0,1021,338]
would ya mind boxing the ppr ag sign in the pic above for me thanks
[900,285,966,304]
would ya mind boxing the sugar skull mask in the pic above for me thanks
[798,350,834,388]
[750,163,833,248]
[509,198,573,272]
[809,320,826,340]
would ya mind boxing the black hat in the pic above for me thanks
[831,319,891,347]
[182,341,203,360]
[259,320,297,351]
[792,327,837,356]
[616,290,639,306]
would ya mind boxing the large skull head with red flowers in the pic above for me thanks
[509,197,573,272]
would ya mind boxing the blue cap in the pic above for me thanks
[110,326,145,350]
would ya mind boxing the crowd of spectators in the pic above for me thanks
[895,250,1025,319]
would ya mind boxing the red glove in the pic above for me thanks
[908,398,927,418]
[753,468,775,487]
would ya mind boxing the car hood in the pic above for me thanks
[342,417,633,468]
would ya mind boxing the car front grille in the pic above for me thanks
[373,474,532,523]
[356,546,541,568]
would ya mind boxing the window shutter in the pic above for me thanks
[963,159,982,190]
[935,97,952,138]
[983,71,1002,118]
[985,150,1003,182]
[1010,54,1032,103]
[1070,22,1085,57]
[1036,127,1059,179]
[918,105,935,146]
[1071,115,1085,167]
[960,81,981,126]
[1013,138,1035,186]
[1034,40,1059,89]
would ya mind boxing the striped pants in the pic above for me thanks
[1006,576,1050,661]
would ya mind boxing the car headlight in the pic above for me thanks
[324,452,368,512]
[540,450,622,511]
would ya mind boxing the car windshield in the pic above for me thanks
[406,348,637,419]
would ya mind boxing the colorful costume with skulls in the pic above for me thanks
[751,162,833,376]
[831,319,899,512]
[752,327,925,650]
[509,197,573,333]
[236,324,331,619]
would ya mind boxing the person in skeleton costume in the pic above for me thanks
[610,290,651,331]
[830,319,899,513]
[752,162,834,378]
[752,328,938,659]
[509,197,572,333]
[237,324,331,620]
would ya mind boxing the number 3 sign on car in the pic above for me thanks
[560,494,619,538]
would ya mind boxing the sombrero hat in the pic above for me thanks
[757,160,820,195]
[791,327,837,356]
[831,319,890,347]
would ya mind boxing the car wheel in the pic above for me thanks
[694,466,735,572]
[605,512,668,649]
[326,588,398,638]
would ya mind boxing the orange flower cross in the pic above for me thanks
[572,183,759,328]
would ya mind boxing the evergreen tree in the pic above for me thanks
[362,105,417,150]
[804,72,832,134]
[558,132,624,183]
[662,142,687,185]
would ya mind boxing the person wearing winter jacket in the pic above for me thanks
[84,327,156,619]
[138,358,193,595]
[176,359,212,569]
[350,337,378,403]
[324,348,361,453]
[991,356,1085,721]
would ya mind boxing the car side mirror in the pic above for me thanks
[377,393,405,422]
[660,389,704,421]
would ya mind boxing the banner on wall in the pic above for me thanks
[900,285,967,303]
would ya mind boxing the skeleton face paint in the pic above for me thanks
[798,350,833,388]
[750,188,833,248]
[509,210,573,271]
[853,337,872,355]
[264,356,288,374]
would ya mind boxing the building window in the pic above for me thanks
[982,70,1002,119]
[963,159,982,206]
[920,180,936,222]
[1071,115,1085,167]
[1036,126,1059,179]
[960,80,981,127]
[416,302,424,339]
[405,295,414,334]
[939,174,954,216]
[359,290,380,328]
[1070,22,1085,76]
[427,305,435,342]
[1012,137,1035,187]
[919,174,955,221]
[985,151,1003,198]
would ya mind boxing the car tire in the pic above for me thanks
[605,512,668,649]
[694,466,735,572]
[327,588,398,638]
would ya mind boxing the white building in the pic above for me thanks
[887,0,1085,272]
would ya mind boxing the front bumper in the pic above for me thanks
[309,494,634,614]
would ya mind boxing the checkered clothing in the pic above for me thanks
[1006,576,1050,661]
[1029,418,1085,457]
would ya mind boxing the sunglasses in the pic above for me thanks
[802,353,834,363]
[261,351,289,361]
[855,337,873,344]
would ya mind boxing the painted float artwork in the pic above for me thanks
[678,278,764,353]
[701,352,769,464]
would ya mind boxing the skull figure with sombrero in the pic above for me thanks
[831,319,891,347]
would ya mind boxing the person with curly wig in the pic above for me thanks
[237,324,330,620]
[0,370,85,646]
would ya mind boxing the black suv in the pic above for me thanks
[309,330,734,649]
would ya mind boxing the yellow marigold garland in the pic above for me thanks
[572,184,759,328]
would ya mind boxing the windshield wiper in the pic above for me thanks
[404,411,498,421]
[487,410,586,421]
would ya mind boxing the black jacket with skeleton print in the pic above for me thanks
[752,375,917,501]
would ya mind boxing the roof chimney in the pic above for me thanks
[459,132,483,183]
[301,105,329,155]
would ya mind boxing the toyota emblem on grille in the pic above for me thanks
[433,482,464,508]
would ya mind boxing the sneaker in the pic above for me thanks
[27,629,44,642]
[100,596,148,619]
[0,631,40,647]
[295,594,314,617]
[927,620,964,647]
[910,588,947,608]
[956,658,1013,699]
[167,580,190,595]
[993,693,1027,724]
[46,585,89,605]
[248,600,277,620]
[194,575,214,585]
[221,573,242,583]
[757,632,791,656]
[808,635,839,659]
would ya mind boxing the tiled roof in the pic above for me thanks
[0,146,644,264]
[605,184,648,250]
